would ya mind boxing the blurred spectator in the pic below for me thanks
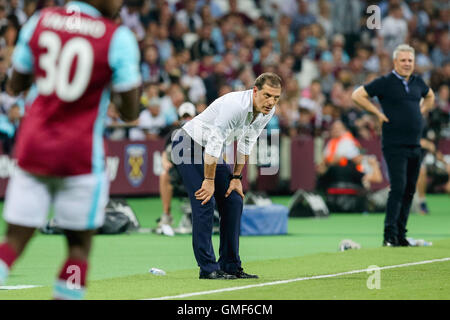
[159,56,182,90]
[290,0,316,37]
[8,0,27,26]
[317,0,333,41]
[155,24,173,63]
[414,40,434,82]
[436,84,450,114]
[169,21,187,53]
[203,60,229,104]
[0,5,8,36]
[141,45,162,84]
[0,103,21,154]
[196,0,223,19]
[160,84,185,126]
[175,0,202,33]
[408,0,430,37]
[130,97,167,141]
[431,31,450,68]
[331,0,362,58]
[105,103,127,141]
[120,0,146,41]
[318,120,361,172]
[222,0,254,25]
[231,65,255,91]
[190,22,217,60]
[180,60,206,104]
[23,0,38,19]
[378,3,408,56]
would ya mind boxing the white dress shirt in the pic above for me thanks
[182,89,275,158]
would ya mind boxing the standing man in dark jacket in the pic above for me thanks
[351,44,435,247]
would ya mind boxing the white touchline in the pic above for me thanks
[145,257,450,300]
[0,285,43,290]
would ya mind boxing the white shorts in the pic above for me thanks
[3,168,109,231]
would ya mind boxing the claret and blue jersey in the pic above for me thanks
[11,1,141,176]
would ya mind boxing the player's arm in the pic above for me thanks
[420,88,435,115]
[351,86,389,124]
[110,26,142,122]
[112,89,140,122]
[8,12,40,96]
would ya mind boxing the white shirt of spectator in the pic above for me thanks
[120,6,145,41]
[324,136,361,162]
[378,15,408,55]
[180,74,206,104]
[129,108,167,140]
[182,89,275,158]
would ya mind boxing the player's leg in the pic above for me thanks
[156,168,174,236]
[0,169,51,285]
[416,164,429,214]
[383,147,408,245]
[176,160,220,276]
[52,172,108,299]
[159,168,173,218]
[171,131,221,277]
[52,229,95,300]
[213,163,243,274]
[397,147,423,245]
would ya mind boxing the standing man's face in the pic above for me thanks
[253,84,281,115]
[393,51,415,78]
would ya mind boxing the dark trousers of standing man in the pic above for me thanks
[172,129,243,276]
[383,145,423,243]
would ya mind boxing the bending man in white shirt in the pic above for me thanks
[171,72,282,279]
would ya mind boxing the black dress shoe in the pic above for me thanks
[383,240,397,247]
[199,270,237,280]
[397,238,411,247]
[231,268,259,279]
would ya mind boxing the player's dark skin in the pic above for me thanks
[5,0,140,262]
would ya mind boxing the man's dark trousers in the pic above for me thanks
[383,145,422,242]
[172,130,243,275]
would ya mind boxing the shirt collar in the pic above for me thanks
[392,69,413,82]
[248,89,254,114]
[66,1,102,18]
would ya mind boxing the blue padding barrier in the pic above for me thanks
[240,204,289,236]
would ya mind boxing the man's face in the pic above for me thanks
[393,51,415,77]
[330,121,345,138]
[253,84,281,115]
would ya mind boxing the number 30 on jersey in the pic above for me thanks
[37,31,93,102]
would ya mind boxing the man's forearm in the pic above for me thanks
[421,90,435,113]
[352,87,383,117]
[204,153,218,179]
[233,152,249,175]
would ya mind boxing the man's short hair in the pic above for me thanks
[254,72,282,90]
[393,44,415,60]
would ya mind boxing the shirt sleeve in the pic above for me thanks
[108,26,142,92]
[363,77,385,98]
[11,12,41,74]
[204,101,240,158]
[237,109,275,156]
[418,76,430,97]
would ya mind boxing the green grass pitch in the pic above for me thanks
[0,194,449,300]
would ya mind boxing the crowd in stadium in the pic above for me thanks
[0,0,449,145]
